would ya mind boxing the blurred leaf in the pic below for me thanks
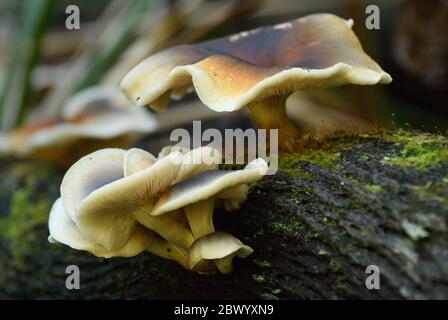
[0,0,56,130]
[29,0,155,121]
[75,0,153,90]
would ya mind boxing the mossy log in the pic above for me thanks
[0,130,447,299]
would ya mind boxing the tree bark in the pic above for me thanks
[1,130,447,299]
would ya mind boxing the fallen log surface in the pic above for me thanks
[0,130,447,299]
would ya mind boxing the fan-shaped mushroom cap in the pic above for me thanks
[62,86,132,120]
[125,146,221,184]
[158,145,221,184]
[121,13,392,112]
[189,232,253,274]
[0,86,157,165]
[60,148,185,251]
[49,198,149,258]
[151,158,268,215]
[176,146,221,183]
[28,87,157,149]
[49,197,190,267]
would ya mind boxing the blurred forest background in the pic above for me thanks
[0,0,446,155]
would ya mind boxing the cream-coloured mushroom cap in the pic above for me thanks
[0,86,157,156]
[189,232,254,273]
[121,13,392,112]
[48,198,149,258]
[60,148,184,251]
[158,145,222,184]
[151,158,268,216]
[62,86,135,120]
[49,197,190,268]
[124,148,157,176]
[126,145,221,182]
[158,145,191,158]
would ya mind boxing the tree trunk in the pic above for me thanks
[1,130,447,299]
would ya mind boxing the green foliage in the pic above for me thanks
[75,0,153,91]
[0,0,56,130]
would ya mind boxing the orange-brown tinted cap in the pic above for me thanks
[121,14,392,112]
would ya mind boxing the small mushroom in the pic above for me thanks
[48,198,188,267]
[121,14,392,151]
[152,158,268,239]
[60,148,195,250]
[189,232,254,274]
[0,86,157,166]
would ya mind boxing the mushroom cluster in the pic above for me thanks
[48,146,268,274]
[121,13,392,151]
[0,86,157,167]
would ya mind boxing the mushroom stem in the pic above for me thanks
[184,198,215,239]
[134,208,195,249]
[248,95,302,152]
[213,253,236,274]
[145,233,189,269]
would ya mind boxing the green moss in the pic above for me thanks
[271,288,282,295]
[269,221,295,233]
[278,141,349,179]
[410,184,448,205]
[300,150,340,168]
[252,274,266,283]
[279,149,340,173]
[260,293,280,299]
[360,184,382,193]
[277,133,365,179]
[389,129,448,146]
[254,260,272,268]
[383,144,448,169]
[401,219,429,241]
[0,163,56,268]
[346,177,383,194]
[329,260,342,273]
[380,130,448,170]
[0,189,50,267]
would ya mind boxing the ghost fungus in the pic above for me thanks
[48,198,189,267]
[59,148,195,250]
[49,145,267,273]
[189,232,254,274]
[152,158,268,239]
[0,86,157,166]
[121,13,391,152]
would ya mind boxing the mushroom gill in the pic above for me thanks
[48,146,268,274]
